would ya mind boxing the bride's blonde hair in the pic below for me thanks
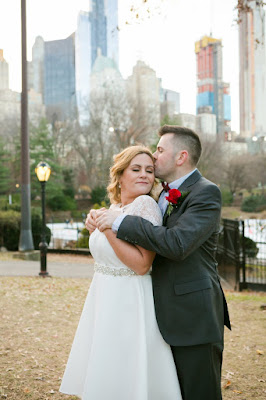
[107,145,155,204]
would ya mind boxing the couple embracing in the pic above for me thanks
[60,125,231,400]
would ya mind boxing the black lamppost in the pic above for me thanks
[35,161,51,277]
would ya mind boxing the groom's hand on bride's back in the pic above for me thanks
[85,208,106,234]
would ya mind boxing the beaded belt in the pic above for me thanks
[94,263,151,277]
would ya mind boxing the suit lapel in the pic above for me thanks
[178,169,202,192]
[163,208,169,225]
[162,170,202,225]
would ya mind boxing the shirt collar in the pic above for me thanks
[168,168,197,190]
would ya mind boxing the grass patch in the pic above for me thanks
[225,291,266,302]
[0,277,265,399]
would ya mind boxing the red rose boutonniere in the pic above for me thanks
[165,189,190,216]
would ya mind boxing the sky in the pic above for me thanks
[0,0,241,131]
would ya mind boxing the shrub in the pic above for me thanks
[0,209,51,251]
[92,201,108,210]
[71,210,88,220]
[0,210,20,250]
[47,195,77,211]
[0,195,21,211]
[241,195,266,212]
[76,228,90,249]
[244,237,259,258]
[90,186,108,205]
[221,189,233,206]
[0,197,8,210]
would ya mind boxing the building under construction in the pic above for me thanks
[195,35,231,140]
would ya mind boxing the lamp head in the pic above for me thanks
[35,161,51,182]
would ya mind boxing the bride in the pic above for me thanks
[59,145,182,400]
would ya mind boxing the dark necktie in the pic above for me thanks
[162,182,170,192]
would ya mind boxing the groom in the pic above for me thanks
[86,125,231,400]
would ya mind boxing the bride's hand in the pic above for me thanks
[96,209,121,232]
[85,208,106,234]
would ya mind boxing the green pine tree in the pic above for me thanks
[0,137,12,195]
[30,118,64,201]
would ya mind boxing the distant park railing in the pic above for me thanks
[45,216,266,291]
[217,218,266,291]
[46,217,89,254]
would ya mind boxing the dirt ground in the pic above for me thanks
[0,276,265,400]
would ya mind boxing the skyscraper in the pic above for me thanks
[195,35,231,139]
[239,0,266,138]
[105,0,119,66]
[126,60,160,144]
[160,88,180,119]
[0,49,9,90]
[75,11,91,124]
[29,1,119,123]
[75,0,119,123]
[90,0,107,67]
[44,34,76,121]
[30,36,44,96]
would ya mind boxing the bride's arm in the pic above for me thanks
[103,229,155,276]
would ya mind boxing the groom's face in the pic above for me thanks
[153,133,178,182]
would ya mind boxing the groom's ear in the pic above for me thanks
[176,150,188,166]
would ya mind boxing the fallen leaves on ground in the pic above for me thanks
[221,292,266,399]
[0,278,265,399]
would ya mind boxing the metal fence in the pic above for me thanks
[46,217,87,251]
[242,219,266,289]
[217,219,266,291]
[45,216,266,291]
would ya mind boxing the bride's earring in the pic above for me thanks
[118,183,121,189]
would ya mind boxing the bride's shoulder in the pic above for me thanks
[132,195,158,207]
[129,195,162,225]
[131,195,161,214]
[110,203,120,210]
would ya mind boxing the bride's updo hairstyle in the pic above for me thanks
[107,145,155,204]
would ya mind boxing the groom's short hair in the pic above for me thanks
[158,125,202,166]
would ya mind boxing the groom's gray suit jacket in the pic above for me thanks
[117,169,231,347]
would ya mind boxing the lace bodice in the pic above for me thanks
[111,195,162,226]
[89,195,162,270]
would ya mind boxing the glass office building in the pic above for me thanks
[75,0,119,123]
[44,34,76,121]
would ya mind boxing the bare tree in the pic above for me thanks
[197,139,225,185]
[235,0,266,45]
[54,76,159,189]
[235,0,266,22]
[244,153,266,191]
[223,156,248,195]
[51,119,77,163]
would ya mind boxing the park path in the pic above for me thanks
[0,252,233,289]
[0,253,95,278]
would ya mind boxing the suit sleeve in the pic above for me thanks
[117,184,221,262]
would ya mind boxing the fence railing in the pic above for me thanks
[242,219,266,288]
[217,219,266,291]
[46,217,87,251]
[45,216,266,291]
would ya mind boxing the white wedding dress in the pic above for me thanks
[60,195,182,400]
